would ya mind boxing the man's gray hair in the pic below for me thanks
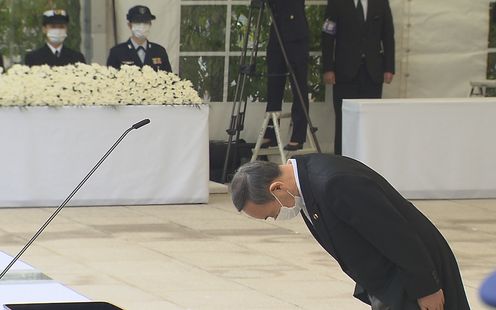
[229,161,281,211]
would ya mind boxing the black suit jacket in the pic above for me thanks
[321,0,395,83]
[268,0,309,42]
[107,39,172,72]
[294,154,469,309]
[25,44,86,67]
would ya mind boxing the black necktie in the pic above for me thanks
[55,50,60,58]
[357,0,365,24]
[137,46,146,63]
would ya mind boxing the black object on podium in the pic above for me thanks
[4,301,123,310]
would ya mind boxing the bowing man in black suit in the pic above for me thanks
[25,9,86,67]
[321,0,395,155]
[230,154,470,310]
[261,0,310,151]
[107,5,172,72]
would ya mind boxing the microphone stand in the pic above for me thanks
[0,119,151,280]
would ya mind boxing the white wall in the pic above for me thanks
[84,0,115,65]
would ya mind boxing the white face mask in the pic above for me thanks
[272,190,302,221]
[131,23,151,40]
[47,28,67,45]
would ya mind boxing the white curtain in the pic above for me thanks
[385,0,489,98]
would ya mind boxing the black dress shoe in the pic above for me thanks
[261,140,277,148]
[284,143,303,151]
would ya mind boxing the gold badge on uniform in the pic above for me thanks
[152,57,162,65]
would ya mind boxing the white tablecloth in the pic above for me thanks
[0,105,209,207]
[342,98,496,199]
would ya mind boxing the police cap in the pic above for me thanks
[42,9,69,25]
[127,5,156,23]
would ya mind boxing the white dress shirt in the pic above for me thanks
[47,43,62,57]
[288,159,313,225]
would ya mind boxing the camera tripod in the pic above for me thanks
[221,0,321,183]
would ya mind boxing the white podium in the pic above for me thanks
[0,251,88,304]
[342,98,496,199]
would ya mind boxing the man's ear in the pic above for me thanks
[269,181,284,193]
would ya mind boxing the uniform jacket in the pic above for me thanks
[268,0,309,42]
[25,44,86,67]
[293,154,470,309]
[321,0,395,83]
[107,39,172,72]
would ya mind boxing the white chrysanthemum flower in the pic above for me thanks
[0,64,202,106]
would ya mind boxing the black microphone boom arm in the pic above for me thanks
[0,119,151,280]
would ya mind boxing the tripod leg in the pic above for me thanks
[250,112,271,162]
[221,1,266,182]
[272,112,286,163]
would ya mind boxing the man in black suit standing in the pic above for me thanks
[107,5,172,72]
[321,0,395,155]
[25,10,86,67]
[261,0,310,151]
[230,154,470,310]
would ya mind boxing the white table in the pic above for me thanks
[0,105,209,207]
[342,98,496,199]
[0,251,89,304]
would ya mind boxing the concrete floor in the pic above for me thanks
[0,192,494,309]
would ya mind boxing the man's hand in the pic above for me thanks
[384,72,394,84]
[417,289,444,310]
[323,71,336,85]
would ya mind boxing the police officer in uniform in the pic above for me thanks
[107,5,172,72]
[261,0,310,151]
[25,10,86,67]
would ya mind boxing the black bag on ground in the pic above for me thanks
[209,139,254,183]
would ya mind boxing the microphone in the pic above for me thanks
[0,119,151,280]
[132,119,150,129]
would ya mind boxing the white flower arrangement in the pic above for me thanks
[0,63,202,106]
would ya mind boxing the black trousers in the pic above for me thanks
[333,63,382,155]
[264,36,309,144]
